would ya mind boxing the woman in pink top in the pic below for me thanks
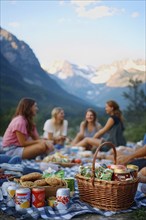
[2,98,54,159]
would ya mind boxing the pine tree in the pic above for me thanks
[123,78,146,123]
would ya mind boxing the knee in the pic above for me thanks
[84,137,90,142]
[39,142,47,154]
[83,137,93,145]
[77,133,84,139]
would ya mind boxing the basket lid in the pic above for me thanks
[127,164,139,171]
[114,169,130,174]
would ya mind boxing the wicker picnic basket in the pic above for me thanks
[75,142,139,211]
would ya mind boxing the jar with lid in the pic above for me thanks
[113,169,132,181]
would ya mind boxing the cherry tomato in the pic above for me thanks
[74,159,82,164]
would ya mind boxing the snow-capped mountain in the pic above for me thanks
[48,59,145,85]
[48,60,96,80]
[93,59,145,86]
[46,59,146,108]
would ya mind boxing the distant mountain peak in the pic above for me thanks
[92,59,146,84]
[48,60,74,79]
[47,59,97,80]
[47,58,145,85]
[0,27,40,67]
[111,58,145,72]
[123,59,145,72]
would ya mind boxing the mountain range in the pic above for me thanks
[0,27,99,127]
[46,59,146,108]
[0,26,145,121]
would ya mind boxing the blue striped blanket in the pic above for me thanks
[0,159,146,220]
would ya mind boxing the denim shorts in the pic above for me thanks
[129,159,146,171]
[2,145,24,158]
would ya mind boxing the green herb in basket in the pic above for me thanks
[100,168,113,181]
[43,170,65,178]
[95,166,105,179]
[79,166,92,177]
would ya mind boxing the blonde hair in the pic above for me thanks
[51,107,64,119]
[51,107,64,130]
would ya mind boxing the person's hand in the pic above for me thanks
[60,136,66,141]
[55,136,66,145]
[45,140,54,153]
[117,155,131,165]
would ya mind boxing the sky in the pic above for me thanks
[0,0,146,69]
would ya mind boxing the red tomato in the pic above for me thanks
[74,159,81,164]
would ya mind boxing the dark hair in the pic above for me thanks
[14,98,36,136]
[106,100,123,121]
[84,108,97,128]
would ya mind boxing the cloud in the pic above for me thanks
[76,5,124,19]
[131,12,139,18]
[71,0,98,8]
[59,0,65,6]
[8,22,20,28]
[71,0,124,19]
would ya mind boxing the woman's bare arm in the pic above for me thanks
[79,121,85,135]
[16,131,40,147]
[94,117,114,138]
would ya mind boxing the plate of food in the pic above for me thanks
[42,152,82,167]
[52,161,80,168]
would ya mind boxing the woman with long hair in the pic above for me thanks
[2,98,54,159]
[76,100,126,150]
[43,107,68,146]
[71,108,102,146]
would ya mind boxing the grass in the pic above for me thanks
[130,207,146,220]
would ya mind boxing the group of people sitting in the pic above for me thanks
[1,97,125,158]
[0,97,146,181]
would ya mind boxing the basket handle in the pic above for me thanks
[91,141,117,186]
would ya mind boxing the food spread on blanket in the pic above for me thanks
[2,164,137,210]
[43,152,69,163]
[0,144,144,215]
[1,171,72,209]
[18,172,67,188]
[43,152,82,164]
[0,159,145,216]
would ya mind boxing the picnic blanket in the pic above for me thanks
[0,159,146,220]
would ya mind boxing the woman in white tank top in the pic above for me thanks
[43,107,68,146]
